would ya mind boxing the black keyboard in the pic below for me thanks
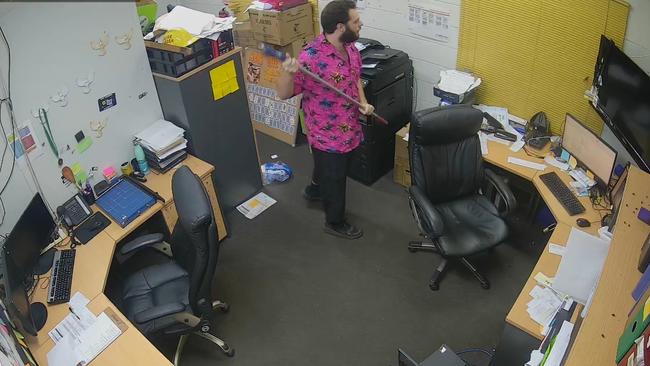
[47,249,76,304]
[539,172,586,216]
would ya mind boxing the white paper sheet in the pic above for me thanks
[507,157,547,171]
[544,321,575,366]
[478,132,488,156]
[527,285,562,328]
[553,228,610,304]
[237,192,277,219]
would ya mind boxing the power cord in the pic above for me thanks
[456,347,494,366]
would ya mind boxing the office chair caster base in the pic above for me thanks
[212,300,230,313]
[428,259,447,291]
[408,241,438,253]
[195,331,235,357]
[459,257,491,290]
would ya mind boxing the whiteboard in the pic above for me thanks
[0,3,162,231]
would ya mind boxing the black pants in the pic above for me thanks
[311,147,353,225]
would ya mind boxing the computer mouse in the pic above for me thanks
[576,218,591,228]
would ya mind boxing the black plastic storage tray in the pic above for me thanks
[146,38,214,77]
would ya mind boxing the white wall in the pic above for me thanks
[624,0,650,75]
[319,0,460,111]
[0,3,163,233]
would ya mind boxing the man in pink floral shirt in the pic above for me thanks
[277,0,374,239]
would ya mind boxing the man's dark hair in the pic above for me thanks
[321,0,357,34]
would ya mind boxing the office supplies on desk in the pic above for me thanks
[553,228,610,304]
[57,194,93,228]
[617,297,650,363]
[527,285,563,329]
[507,157,547,171]
[538,172,586,215]
[47,249,76,304]
[525,112,549,149]
[47,312,121,366]
[544,320,574,366]
[72,211,110,244]
[510,140,525,152]
[95,177,156,227]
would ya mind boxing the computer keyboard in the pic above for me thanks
[539,172,586,216]
[47,249,76,304]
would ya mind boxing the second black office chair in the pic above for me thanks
[407,105,516,291]
[117,166,233,365]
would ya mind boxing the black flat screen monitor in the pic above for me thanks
[593,35,650,172]
[3,193,56,273]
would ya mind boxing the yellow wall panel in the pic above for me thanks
[458,0,629,135]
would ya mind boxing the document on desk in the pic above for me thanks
[544,320,574,366]
[553,228,610,304]
[48,293,97,344]
[47,312,122,366]
[527,285,563,329]
[507,157,547,171]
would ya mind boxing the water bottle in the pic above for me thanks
[134,144,150,176]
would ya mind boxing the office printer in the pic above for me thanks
[349,38,413,185]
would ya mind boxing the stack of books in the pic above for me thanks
[134,120,188,173]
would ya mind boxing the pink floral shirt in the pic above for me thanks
[294,34,363,153]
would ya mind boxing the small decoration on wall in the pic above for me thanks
[90,31,110,56]
[98,93,117,112]
[76,71,95,94]
[75,130,93,154]
[50,85,69,107]
[115,29,133,50]
[30,103,49,119]
[90,118,107,138]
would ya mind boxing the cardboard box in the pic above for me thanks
[394,124,411,187]
[233,22,258,50]
[272,33,314,58]
[249,3,313,46]
[136,0,158,35]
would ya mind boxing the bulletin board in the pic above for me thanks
[457,0,630,135]
[245,49,301,146]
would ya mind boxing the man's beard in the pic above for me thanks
[340,26,359,43]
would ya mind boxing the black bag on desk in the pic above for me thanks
[526,111,550,149]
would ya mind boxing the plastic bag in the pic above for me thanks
[261,162,292,184]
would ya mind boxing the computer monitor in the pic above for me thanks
[562,113,617,186]
[1,248,45,336]
[3,193,57,275]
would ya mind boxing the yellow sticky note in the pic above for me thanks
[209,60,239,100]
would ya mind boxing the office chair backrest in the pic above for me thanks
[409,105,484,204]
[170,166,219,314]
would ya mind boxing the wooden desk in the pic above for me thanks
[506,223,572,339]
[100,155,227,243]
[532,165,603,229]
[25,155,224,364]
[565,167,650,365]
[483,139,540,181]
[30,294,172,366]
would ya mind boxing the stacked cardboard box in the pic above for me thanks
[248,3,315,57]
[394,124,411,187]
[233,21,258,50]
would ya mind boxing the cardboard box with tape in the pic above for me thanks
[249,3,313,46]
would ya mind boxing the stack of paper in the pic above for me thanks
[527,285,563,329]
[152,6,236,39]
[437,70,481,94]
[46,293,122,366]
[135,120,188,173]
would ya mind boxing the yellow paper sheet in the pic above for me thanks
[209,60,239,100]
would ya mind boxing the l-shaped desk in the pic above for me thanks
[25,155,227,365]
[483,138,650,365]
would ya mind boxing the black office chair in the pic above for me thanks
[407,105,516,291]
[118,166,233,365]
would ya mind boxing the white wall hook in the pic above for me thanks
[115,29,133,50]
[50,85,69,107]
[76,71,95,94]
[30,103,49,118]
[90,31,109,56]
[90,118,107,138]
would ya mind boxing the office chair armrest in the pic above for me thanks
[120,233,165,255]
[133,302,187,324]
[484,169,517,217]
[409,185,445,237]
